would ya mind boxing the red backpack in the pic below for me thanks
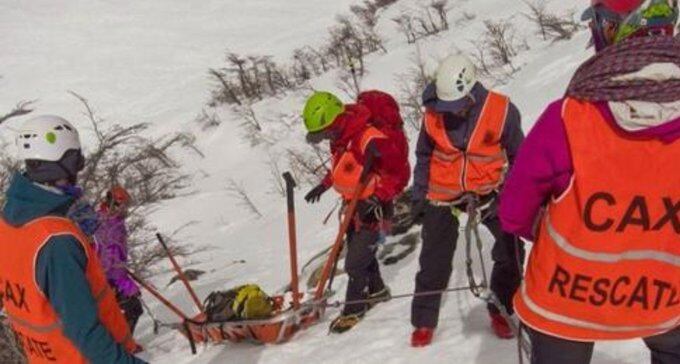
[356,90,409,158]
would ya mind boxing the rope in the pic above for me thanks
[314,285,480,309]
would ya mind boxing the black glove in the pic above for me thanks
[305,184,329,203]
[411,200,427,225]
[357,196,383,223]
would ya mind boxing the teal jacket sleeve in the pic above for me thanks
[35,236,146,364]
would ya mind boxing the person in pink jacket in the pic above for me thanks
[499,1,679,363]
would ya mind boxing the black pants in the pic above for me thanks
[342,226,386,315]
[411,202,525,328]
[529,327,680,364]
[117,293,144,334]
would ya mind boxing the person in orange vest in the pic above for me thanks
[0,115,145,363]
[410,54,525,346]
[499,1,680,363]
[303,90,410,334]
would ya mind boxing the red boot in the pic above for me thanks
[490,312,514,339]
[411,327,434,347]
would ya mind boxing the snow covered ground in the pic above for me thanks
[0,1,653,363]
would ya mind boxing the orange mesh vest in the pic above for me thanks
[424,91,509,201]
[514,98,680,341]
[0,216,137,363]
[332,127,387,200]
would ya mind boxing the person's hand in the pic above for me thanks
[357,196,383,222]
[411,200,427,225]
[305,184,329,203]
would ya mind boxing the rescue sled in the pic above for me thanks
[130,159,375,353]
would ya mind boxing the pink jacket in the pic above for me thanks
[499,99,680,240]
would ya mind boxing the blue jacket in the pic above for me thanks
[412,83,525,201]
[2,173,146,364]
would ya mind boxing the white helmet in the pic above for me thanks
[435,54,478,102]
[16,115,81,162]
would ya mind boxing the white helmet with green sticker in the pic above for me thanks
[16,115,82,162]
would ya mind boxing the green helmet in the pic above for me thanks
[303,91,345,133]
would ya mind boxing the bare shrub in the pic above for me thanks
[225,178,263,218]
[524,1,583,41]
[209,2,390,107]
[0,100,35,126]
[392,1,450,44]
[0,312,24,364]
[482,20,520,67]
[69,92,199,278]
[194,107,222,130]
[396,51,430,132]
[286,146,330,187]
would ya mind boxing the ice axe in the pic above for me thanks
[156,233,205,314]
[314,145,377,300]
[127,268,191,321]
[283,172,303,309]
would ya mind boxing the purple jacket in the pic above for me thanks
[413,83,524,201]
[499,98,680,240]
[94,209,139,297]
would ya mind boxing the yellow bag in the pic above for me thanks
[232,284,274,319]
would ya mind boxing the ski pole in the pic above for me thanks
[127,268,191,321]
[314,146,377,300]
[156,233,205,314]
[283,172,302,309]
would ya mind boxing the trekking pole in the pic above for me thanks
[283,172,302,309]
[127,268,191,321]
[156,233,205,314]
[314,146,377,300]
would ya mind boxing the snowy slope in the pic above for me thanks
[1,1,652,363]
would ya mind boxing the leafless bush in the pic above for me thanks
[234,103,275,147]
[392,1,450,44]
[266,154,286,197]
[0,100,35,126]
[471,18,529,78]
[286,146,330,187]
[483,20,520,67]
[524,1,583,41]
[336,66,363,100]
[0,142,21,205]
[0,313,24,364]
[209,2,390,107]
[396,51,430,132]
[69,92,199,278]
[225,178,262,218]
[194,107,222,130]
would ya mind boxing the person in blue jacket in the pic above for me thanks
[1,115,145,363]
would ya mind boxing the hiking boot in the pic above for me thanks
[329,313,364,334]
[367,286,391,309]
[411,327,434,347]
[490,312,514,339]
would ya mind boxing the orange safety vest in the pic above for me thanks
[0,216,137,363]
[424,91,509,202]
[514,98,680,341]
[332,126,387,200]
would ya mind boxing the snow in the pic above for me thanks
[0,1,654,363]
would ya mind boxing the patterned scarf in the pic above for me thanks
[566,36,680,103]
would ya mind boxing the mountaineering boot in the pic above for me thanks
[411,327,434,347]
[329,313,364,334]
[490,312,514,339]
[367,286,391,309]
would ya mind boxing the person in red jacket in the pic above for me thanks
[303,90,410,334]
